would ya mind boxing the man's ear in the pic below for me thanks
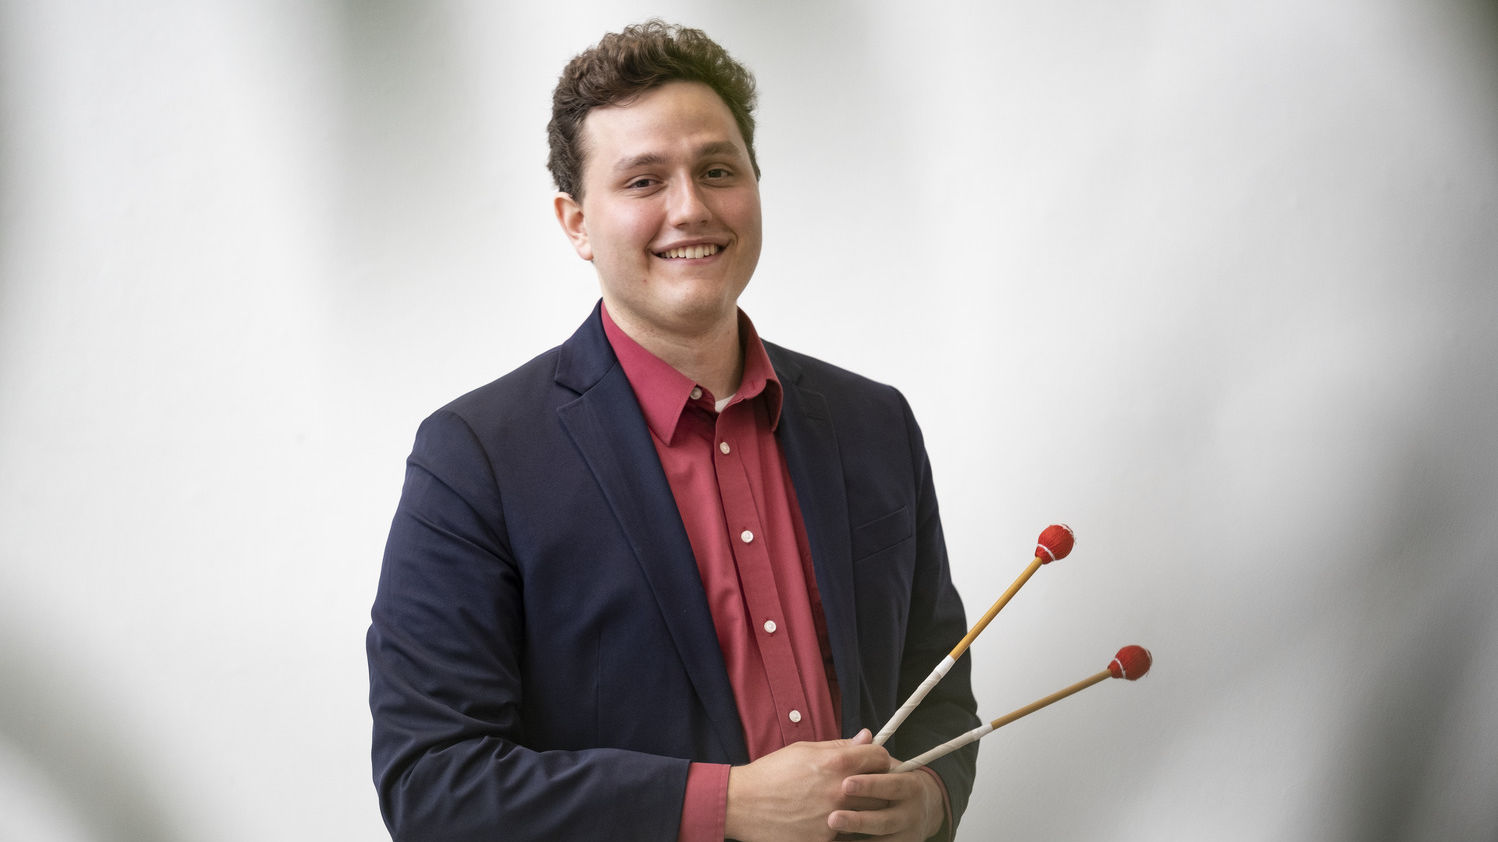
[553,192,592,261]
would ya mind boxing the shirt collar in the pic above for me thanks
[602,303,784,445]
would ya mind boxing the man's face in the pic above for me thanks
[555,80,762,343]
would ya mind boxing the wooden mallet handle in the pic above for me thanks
[892,645,1152,773]
[873,525,1075,747]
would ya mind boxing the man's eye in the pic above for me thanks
[626,178,656,189]
[704,167,731,179]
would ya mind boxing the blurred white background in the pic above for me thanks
[2,1,1495,840]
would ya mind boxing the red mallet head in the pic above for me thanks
[1035,524,1075,564]
[1108,645,1153,680]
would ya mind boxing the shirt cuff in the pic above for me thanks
[916,765,955,842]
[677,761,730,842]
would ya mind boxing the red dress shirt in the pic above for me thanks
[603,307,841,840]
[604,306,952,841]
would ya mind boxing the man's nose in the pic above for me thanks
[666,179,711,226]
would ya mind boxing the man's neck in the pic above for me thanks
[605,305,745,400]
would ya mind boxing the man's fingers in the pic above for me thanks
[839,795,890,813]
[828,806,899,838]
[832,768,945,841]
[842,770,919,801]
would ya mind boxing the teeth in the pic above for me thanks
[660,244,720,259]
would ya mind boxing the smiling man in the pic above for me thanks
[367,21,979,842]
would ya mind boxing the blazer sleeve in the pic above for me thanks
[366,408,690,841]
[883,393,981,829]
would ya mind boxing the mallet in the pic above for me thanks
[873,524,1076,747]
[892,645,1152,772]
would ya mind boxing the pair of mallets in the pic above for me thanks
[874,524,1152,772]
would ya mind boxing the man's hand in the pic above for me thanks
[827,763,945,842]
[724,729,892,842]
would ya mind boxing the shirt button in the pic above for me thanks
[788,710,802,724]
[763,619,777,634]
[719,441,731,455]
[690,386,703,400]
[740,530,754,544]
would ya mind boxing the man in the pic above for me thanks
[367,21,979,841]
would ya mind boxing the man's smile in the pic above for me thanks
[655,243,723,260]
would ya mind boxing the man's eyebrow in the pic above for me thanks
[611,141,746,172]
[612,152,666,172]
[694,140,744,160]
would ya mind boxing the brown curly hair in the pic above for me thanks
[547,20,760,199]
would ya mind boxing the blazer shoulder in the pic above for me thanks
[438,345,565,428]
[764,341,909,411]
[435,304,616,430]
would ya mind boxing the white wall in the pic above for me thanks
[2,2,1495,839]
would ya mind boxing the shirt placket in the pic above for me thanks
[712,402,810,744]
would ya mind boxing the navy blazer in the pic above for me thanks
[368,304,979,840]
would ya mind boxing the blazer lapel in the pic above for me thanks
[554,308,748,762]
[769,347,865,738]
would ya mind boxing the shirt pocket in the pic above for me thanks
[850,505,914,562]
